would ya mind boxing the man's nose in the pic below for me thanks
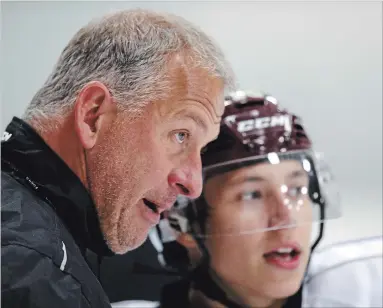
[167,155,203,199]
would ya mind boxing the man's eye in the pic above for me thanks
[175,132,189,144]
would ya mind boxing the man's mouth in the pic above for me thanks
[143,198,159,214]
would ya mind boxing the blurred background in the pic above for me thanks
[1,0,382,304]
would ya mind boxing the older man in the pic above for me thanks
[1,9,234,308]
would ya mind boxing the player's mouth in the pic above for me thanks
[263,244,302,270]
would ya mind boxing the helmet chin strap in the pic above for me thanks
[190,259,248,308]
[189,232,243,307]
[190,208,257,308]
[304,201,326,281]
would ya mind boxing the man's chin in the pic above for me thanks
[107,231,149,255]
[122,235,148,254]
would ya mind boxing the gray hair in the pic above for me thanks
[24,9,236,131]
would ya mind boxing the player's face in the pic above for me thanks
[204,160,313,306]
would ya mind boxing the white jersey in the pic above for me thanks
[303,235,383,307]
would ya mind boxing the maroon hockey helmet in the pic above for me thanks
[202,90,311,178]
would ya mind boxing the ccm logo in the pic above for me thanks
[237,115,290,133]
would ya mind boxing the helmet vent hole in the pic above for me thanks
[234,99,265,109]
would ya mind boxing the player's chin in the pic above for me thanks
[268,263,307,298]
[269,276,303,300]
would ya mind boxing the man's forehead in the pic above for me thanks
[189,84,225,124]
[155,60,226,124]
[182,67,225,118]
[214,97,225,121]
[209,86,225,116]
[161,92,224,127]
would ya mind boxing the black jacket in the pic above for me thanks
[1,117,114,308]
[98,238,179,303]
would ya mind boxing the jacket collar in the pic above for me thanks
[1,117,114,256]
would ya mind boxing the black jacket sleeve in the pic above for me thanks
[1,244,90,308]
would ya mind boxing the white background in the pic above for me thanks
[1,1,382,247]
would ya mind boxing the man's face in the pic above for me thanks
[203,160,313,305]
[85,69,224,254]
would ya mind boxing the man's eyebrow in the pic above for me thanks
[174,110,208,133]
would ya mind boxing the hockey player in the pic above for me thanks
[155,91,381,308]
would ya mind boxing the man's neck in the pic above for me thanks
[30,116,88,188]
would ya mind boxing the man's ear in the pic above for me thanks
[74,81,117,149]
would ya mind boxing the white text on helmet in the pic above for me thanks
[237,115,290,133]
